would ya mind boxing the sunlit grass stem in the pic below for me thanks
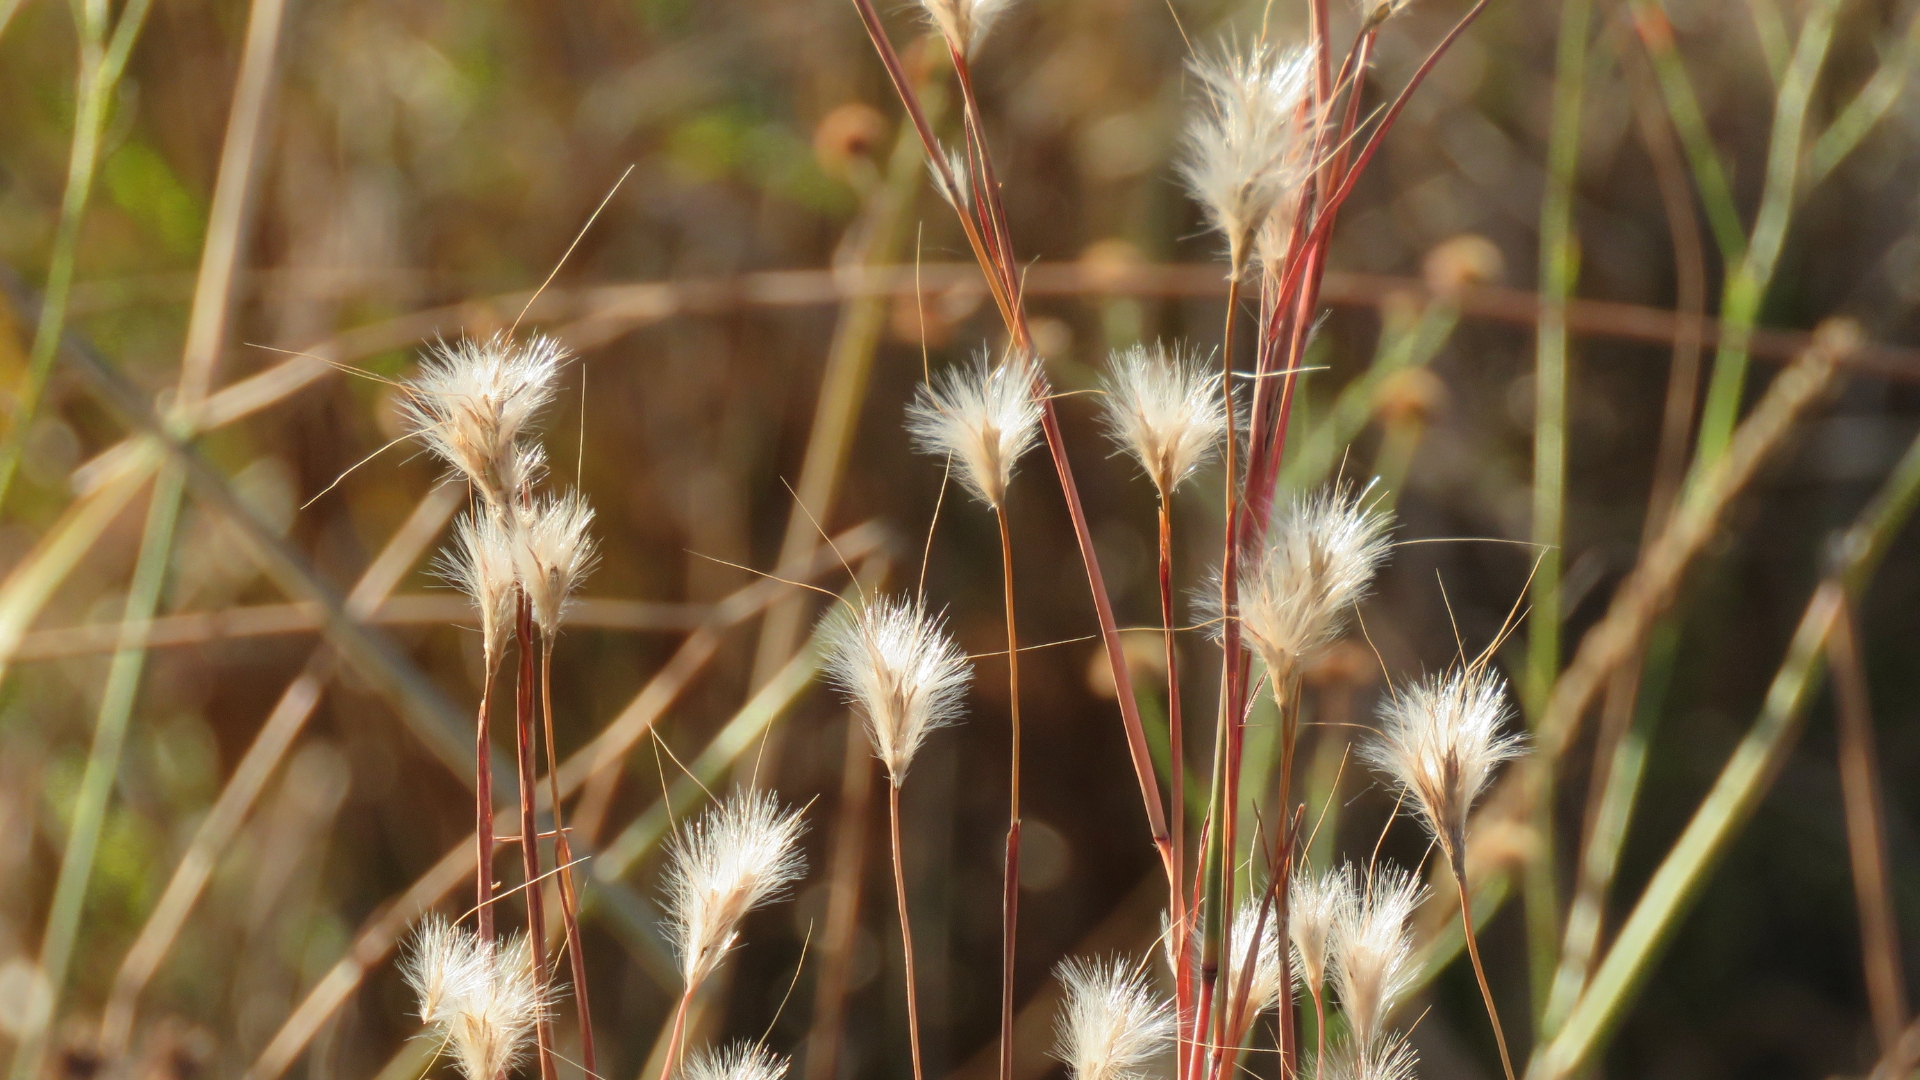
[995,502,1023,1080]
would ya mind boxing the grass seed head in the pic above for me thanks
[1330,863,1424,1052]
[679,1043,791,1080]
[818,594,973,786]
[438,509,520,672]
[401,333,564,510]
[1052,956,1174,1080]
[1180,40,1319,274]
[662,790,808,989]
[1229,898,1286,1019]
[1364,667,1525,862]
[1099,342,1229,498]
[1237,486,1392,684]
[919,0,1020,53]
[405,921,545,1080]
[906,348,1046,510]
[1289,864,1354,1000]
[511,488,599,638]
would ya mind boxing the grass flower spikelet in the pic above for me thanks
[438,509,520,672]
[404,921,545,1080]
[907,349,1045,509]
[401,333,564,509]
[1237,486,1393,683]
[1180,40,1319,273]
[663,790,808,988]
[919,0,1019,53]
[511,488,599,637]
[679,1043,791,1080]
[1288,864,1352,998]
[1099,342,1229,497]
[1052,956,1174,1080]
[1229,898,1285,1018]
[819,594,973,786]
[1330,863,1424,1053]
[1364,667,1525,858]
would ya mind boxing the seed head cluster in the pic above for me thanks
[1330,863,1424,1054]
[1365,667,1525,862]
[1099,343,1230,498]
[403,917,546,1080]
[907,349,1046,510]
[1051,957,1174,1080]
[1180,41,1319,274]
[819,594,973,786]
[663,791,809,989]
[401,334,565,511]
[679,1043,791,1080]
[1237,487,1393,684]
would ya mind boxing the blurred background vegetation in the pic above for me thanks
[1,0,1919,1078]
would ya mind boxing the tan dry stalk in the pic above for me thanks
[541,641,598,1077]
[1827,603,1909,1050]
[891,782,929,1080]
[997,503,1024,1080]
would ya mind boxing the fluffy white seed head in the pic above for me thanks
[1237,487,1393,684]
[818,595,973,785]
[919,0,1019,53]
[1316,1034,1418,1080]
[1052,957,1175,1080]
[663,790,809,988]
[907,349,1046,509]
[1365,667,1525,862]
[512,489,599,638]
[438,510,520,672]
[679,1043,791,1080]
[1289,865,1354,1000]
[1100,342,1229,497]
[1180,41,1319,274]
[1228,899,1286,1021]
[403,921,545,1080]
[401,334,564,509]
[1330,863,1424,1052]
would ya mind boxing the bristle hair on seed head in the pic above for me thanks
[438,509,520,672]
[1228,899,1285,1020]
[511,488,599,638]
[1355,0,1414,28]
[818,594,973,786]
[1363,667,1525,861]
[1099,342,1229,498]
[400,333,565,509]
[1314,1034,1419,1080]
[1330,862,1424,1053]
[1289,864,1354,999]
[1236,486,1393,685]
[919,0,1019,53]
[906,348,1046,509]
[662,790,808,988]
[1180,40,1319,274]
[679,1042,791,1080]
[403,920,546,1080]
[1052,956,1175,1080]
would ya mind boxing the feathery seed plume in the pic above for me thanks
[1288,865,1353,999]
[819,595,973,785]
[679,1043,791,1080]
[511,489,599,638]
[906,350,1046,509]
[1330,863,1424,1052]
[919,0,1020,53]
[1180,41,1319,274]
[1051,957,1175,1080]
[1237,487,1392,684]
[1355,0,1414,28]
[1315,1035,1419,1080]
[438,510,520,672]
[1099,342,1229,497]
[1364,667,1525,860]
[662,790,808,988]
[401,334,565,509]
[404,921,545,1080]
[1228,899,1285,1018]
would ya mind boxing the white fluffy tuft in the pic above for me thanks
[662,791,808,988]
[1289,864,1353,1001]
[919,0,1020,52]
[511,488,599,638]
[906,350,1046,509]
[1236,486,1393,683]
[401,334,564,509]
[1364,667,1525,860]
[818,594,973,785]
[403,919,546,1080]
[1099,342,1229,497]
[1179,41,1319,273]
[1330,863,1424,1053]
[437,510,520,672]
[1051,956,1175,1080]
[679,1042,791,1080]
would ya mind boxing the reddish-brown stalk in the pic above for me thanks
[476,674,497,944]
[1158,494,1192,1080]
[1453,851,1517,1080]
[540,640,596,1080]
[995,503,1023,1080]
[890,783,929,1080]
[1211,274,1244,1077]
[513,598,556,1080]
[657,988,694,1080]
